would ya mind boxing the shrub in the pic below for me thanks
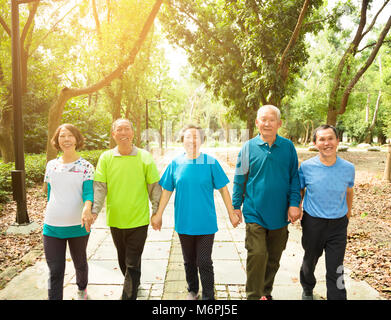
[0,149,106,204]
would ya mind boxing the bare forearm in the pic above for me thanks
[155,189,173,217]
[219,186,234,214]
[346,188,354,218]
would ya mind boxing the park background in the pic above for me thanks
[0,0,390,299]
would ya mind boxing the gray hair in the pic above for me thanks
[257,105,281,120]
[111,118,134,132]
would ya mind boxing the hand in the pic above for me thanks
[81,207,97,233]
[229,209,243,228]
[287,206,301,224]
[151,213,162,231]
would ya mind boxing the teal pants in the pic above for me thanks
[245,223,289,299]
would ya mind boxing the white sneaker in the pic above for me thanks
[187,291,199,300]
[77,288,89,300]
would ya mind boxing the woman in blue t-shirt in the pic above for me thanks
[151,124,242,300]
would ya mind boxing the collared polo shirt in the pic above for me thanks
[94,146,160,229]
[232,134,301,230]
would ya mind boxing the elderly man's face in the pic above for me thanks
[112,120,134,147]
[314,128,339,158]
[255,108,282,140]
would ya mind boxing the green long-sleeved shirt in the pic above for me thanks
[232,134,301,230]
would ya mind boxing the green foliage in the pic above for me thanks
[160,0,325,129]
[62,97,111,150]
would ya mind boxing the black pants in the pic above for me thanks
[178,233,215,300]
[300,211,349,300]
[110,225,148,300]
[43,234,89,300]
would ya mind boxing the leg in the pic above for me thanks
[245,223,268,300]
[110,227,127,276]
[263,226,289,296]
[68,235,90,291]
[43,235,67,300]
[122,225,148,300]
[300,212,327,295]
[325,216,348,300]
[178,233,199,296]
[195,234,215,300]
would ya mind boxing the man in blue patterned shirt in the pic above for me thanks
[299,125,355,300]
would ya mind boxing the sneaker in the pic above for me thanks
[187,291,199,300]
[77,288,89,300]
[302,291,313,300]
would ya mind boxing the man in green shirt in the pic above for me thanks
[93,118,161,300]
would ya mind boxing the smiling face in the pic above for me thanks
[58,127,77,153]
[112,119,134,148]
[255,107,282,142]
[314,128,339,159]
[183,128,202,157]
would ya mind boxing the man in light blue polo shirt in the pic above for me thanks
[232,105,301,300]
[299,124,355,300]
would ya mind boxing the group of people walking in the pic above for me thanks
[42,104,355,301]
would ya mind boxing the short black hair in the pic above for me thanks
[312,124,338,143]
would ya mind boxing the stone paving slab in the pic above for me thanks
[0,147,385,301]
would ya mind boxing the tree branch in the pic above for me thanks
[338,15,391,115]
[278,0,310,83]
[46,0,164,160]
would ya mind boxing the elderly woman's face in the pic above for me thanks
[183,128,201,155]
[58,127,77,153]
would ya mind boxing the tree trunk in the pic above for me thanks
[384,145,391,182]
[0,106,14,163]
[326,108,338,126]
[45,0,163,161]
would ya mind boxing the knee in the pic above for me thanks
[197,255,213,270]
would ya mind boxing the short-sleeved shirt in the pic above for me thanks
[299,156,355,219]
[94,146,160,229]
[159,152,229,235]
[44,157,94,238]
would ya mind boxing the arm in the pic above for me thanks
[81,179,96,233]
[219,186,242,228]
[147,182,162,214]
[287,145,302,223]
[232,144,249,210]
[151,188,173,231]
[92,181,107,215]
[346,187,354,219]
[81,200,94,233]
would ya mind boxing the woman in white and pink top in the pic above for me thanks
[43,123,96,300]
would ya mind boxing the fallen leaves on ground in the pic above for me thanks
[0,187,46,284]
[217,149,391,300]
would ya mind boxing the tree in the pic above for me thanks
[326,0,391,125]
[160,0,324,136]
[45,0,163,161]
[0,0,39,162]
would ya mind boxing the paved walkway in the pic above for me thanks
[0,147,384,300]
